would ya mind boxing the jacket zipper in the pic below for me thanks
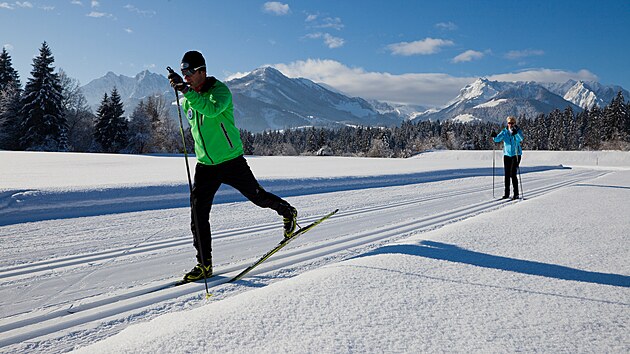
[220,122,234,149]
[196,113,214,164]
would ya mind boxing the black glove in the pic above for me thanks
[168,72,189,93]
[510,125,519,135]
[490,131,497,138]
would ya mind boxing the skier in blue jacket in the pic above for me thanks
[491,116,524,199]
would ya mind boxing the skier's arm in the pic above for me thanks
[493,129,506,143]
[183,84,232,119]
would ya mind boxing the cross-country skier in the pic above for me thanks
[491,116,524,200]
[168,50,298,282]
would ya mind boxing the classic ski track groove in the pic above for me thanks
[0,169,595,279]
[0,169,608,348]
[0,183,492,280]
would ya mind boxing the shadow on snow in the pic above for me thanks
[358,240,630,288]
[0,165,566,226]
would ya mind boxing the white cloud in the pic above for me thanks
[452,50,484,63]
[387,38,454,56]
[323,34,344,48]
[316,17,343,30]
[305,13,343,30]
[87,11,113,18]
[306,33,344,49]
[488,68,598,83]
[227,60,600,107]
[124,4,156,17]
[263,2,290,16]
[505,49,545,60]
[273,60,601,107]
[91,0,99,8]
[124,28,133,33]
[435,22,457,31]
[87,11,105,17]
[16,2,32,8]
[1,2,14,10]
[71,0,83,6]
[271,59,470,107]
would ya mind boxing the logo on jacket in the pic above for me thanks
[187,109,193,120]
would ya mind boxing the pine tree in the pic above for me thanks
[0,48,22,150]
[0,48,21,91]
[18,42,67,151]
[547,109,564,150]
[108,87,128,151]
[94,92,110,151]
[584,106,602,149]
[603,91,629,148]
[94,88,128,153]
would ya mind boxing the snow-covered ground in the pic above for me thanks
[0,150,628,353]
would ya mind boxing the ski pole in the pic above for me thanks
[517,156,524,200]
[492,144,495,199]
[167,66,211,299]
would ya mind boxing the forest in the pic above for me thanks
[1,43,629,157]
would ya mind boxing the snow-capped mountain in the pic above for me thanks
[543,80,629,109]
[81,69,627,131]
[416,78,584,124]
[81,67,405,132]
[228,67,404,132]
[81,70,174,114]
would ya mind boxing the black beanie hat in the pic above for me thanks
[181,51,206,71]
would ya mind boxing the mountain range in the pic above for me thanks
[80,68,628,132]
[417,78,629,124]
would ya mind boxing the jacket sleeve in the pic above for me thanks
[493,129,506,143]
[514,129,524,143]
[182,83,232,119]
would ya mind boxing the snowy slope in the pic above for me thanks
[419,78,584,124]
[0,151,628,353]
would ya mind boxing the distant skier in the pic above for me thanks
[168,50,298,282]
[491,116,524,200]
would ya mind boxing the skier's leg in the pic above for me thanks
[222,156,294,216]
[503,155,511,198]
[191,163,220,265]
[222,156,297,236]
[512,156,520,197]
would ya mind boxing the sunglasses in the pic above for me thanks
[181,65,205,76]
[507,122,515,125]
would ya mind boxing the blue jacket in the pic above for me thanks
[494,127,523,157]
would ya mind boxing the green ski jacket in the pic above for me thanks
[181,77,244,165]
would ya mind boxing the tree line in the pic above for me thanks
[0,42,185,154]
[1,42,629,156]
[241,92,629,157]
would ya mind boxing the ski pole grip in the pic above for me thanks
[166,66,175,74]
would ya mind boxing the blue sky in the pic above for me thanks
[1,0,629,107]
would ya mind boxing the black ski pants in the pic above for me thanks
[503,155,521,197]
[190,155,293,265]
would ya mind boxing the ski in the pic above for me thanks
[145,273,222,295]
[229,209,339,282]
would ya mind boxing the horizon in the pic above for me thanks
[2,0,629,107]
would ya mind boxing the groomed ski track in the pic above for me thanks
[0,167,608,352]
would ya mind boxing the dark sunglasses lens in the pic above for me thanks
[182,69,194,76]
